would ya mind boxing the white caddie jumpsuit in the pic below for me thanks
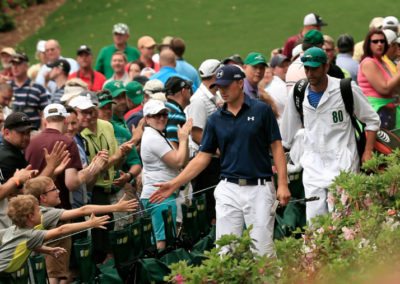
[280,76,380,220]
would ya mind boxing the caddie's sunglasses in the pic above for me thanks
[301,56,326,63]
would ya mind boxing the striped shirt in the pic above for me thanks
[11,79,48,129]
[165,99,186,143]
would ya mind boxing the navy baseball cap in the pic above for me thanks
[210,65,245,88]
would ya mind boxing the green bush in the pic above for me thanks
[167,150,400,283]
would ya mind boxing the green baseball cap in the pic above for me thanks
[103,80,126,98]
[301,47,327,68]
[97,90,115,108]
[244,52,268,66]
[126,81,144,105]
[303,30,324,45]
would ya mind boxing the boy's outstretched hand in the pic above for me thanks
[88,213,110,229]
[115,193,138,212]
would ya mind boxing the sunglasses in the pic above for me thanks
[148,112,168,119]
[43,186,58,194]
[301,56,326,64]
[371,39,386,44]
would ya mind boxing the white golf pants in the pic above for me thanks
[214,180,276,256]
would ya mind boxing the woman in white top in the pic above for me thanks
[140,99,192,250]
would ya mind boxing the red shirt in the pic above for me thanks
[282,33,303,59]
[69,69,106,91]
[25,128,83,209]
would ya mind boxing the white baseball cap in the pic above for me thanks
[144,79,164,95]
[198,59,221,78]
[68,95,95,110]
[369,17,384,30]
[44,103,69,119]
[143,99,168,116]
[303,13,327,26]
[383,29,397,44]
[36,40,46,53]
[383,16,399,30]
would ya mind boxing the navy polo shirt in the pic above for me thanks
[199,95,281,179]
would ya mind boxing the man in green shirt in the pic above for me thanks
[103,80,129,130]
[95,23,140,79]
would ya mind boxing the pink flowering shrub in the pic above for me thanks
[167,151,400,283]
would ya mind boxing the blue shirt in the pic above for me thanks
[307,88,324,108]
[176,59,200,92]
[150,66,194,92]
[243,78,258,99]
[200,95,281,179]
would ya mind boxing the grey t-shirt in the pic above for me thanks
[39,206,65,229]
[0,226,46,272]
[0,198,11,230]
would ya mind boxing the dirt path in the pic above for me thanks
[0,0,65,48]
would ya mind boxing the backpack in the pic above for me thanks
[293,78,366,161]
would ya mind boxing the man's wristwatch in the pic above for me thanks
[126,172,134,182]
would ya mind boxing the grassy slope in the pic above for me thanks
[18,0,399,67]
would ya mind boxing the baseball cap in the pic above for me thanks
[4,112,34,132]
[43,103,69,119]
[158,36,173,51]
[11,52,29,64]
[143,99,169,116]
[292,44,303,59]
[79,90,98,106]
[337,34,355,53]
[97,90,115,108]
[222,54,244,65]
[138,36,156,48]
[269,54,290,68]
[1,47,15,56]
[61,79,88,103]
[144,79,164,94]
[126,81,144,105]
[210,64,246,88]
[103,80,126,98]
[383,29,397,45]
[383,16,399,30]
[77,45,92,56]
[244,52,268,66]
[112,23,129,34]
[47,59,71,74]
[165,76,192,96]
[369,17,384,30]
[36,40,46,53]
[303,13,327,26]
[301,47,327,68]
[68,95,95,110]
[303,30,324,45]
[198,59,221,78]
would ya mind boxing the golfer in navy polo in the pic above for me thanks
[150,64,290,256]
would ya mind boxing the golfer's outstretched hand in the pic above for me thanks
[149,182,178,203]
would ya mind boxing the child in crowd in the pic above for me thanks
[23,176,138,284]
[0,194,109,276]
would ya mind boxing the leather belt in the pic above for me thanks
[221,177,272,186]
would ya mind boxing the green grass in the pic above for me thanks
[18,0,399,67]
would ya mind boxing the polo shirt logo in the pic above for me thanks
[247,116,255,121]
